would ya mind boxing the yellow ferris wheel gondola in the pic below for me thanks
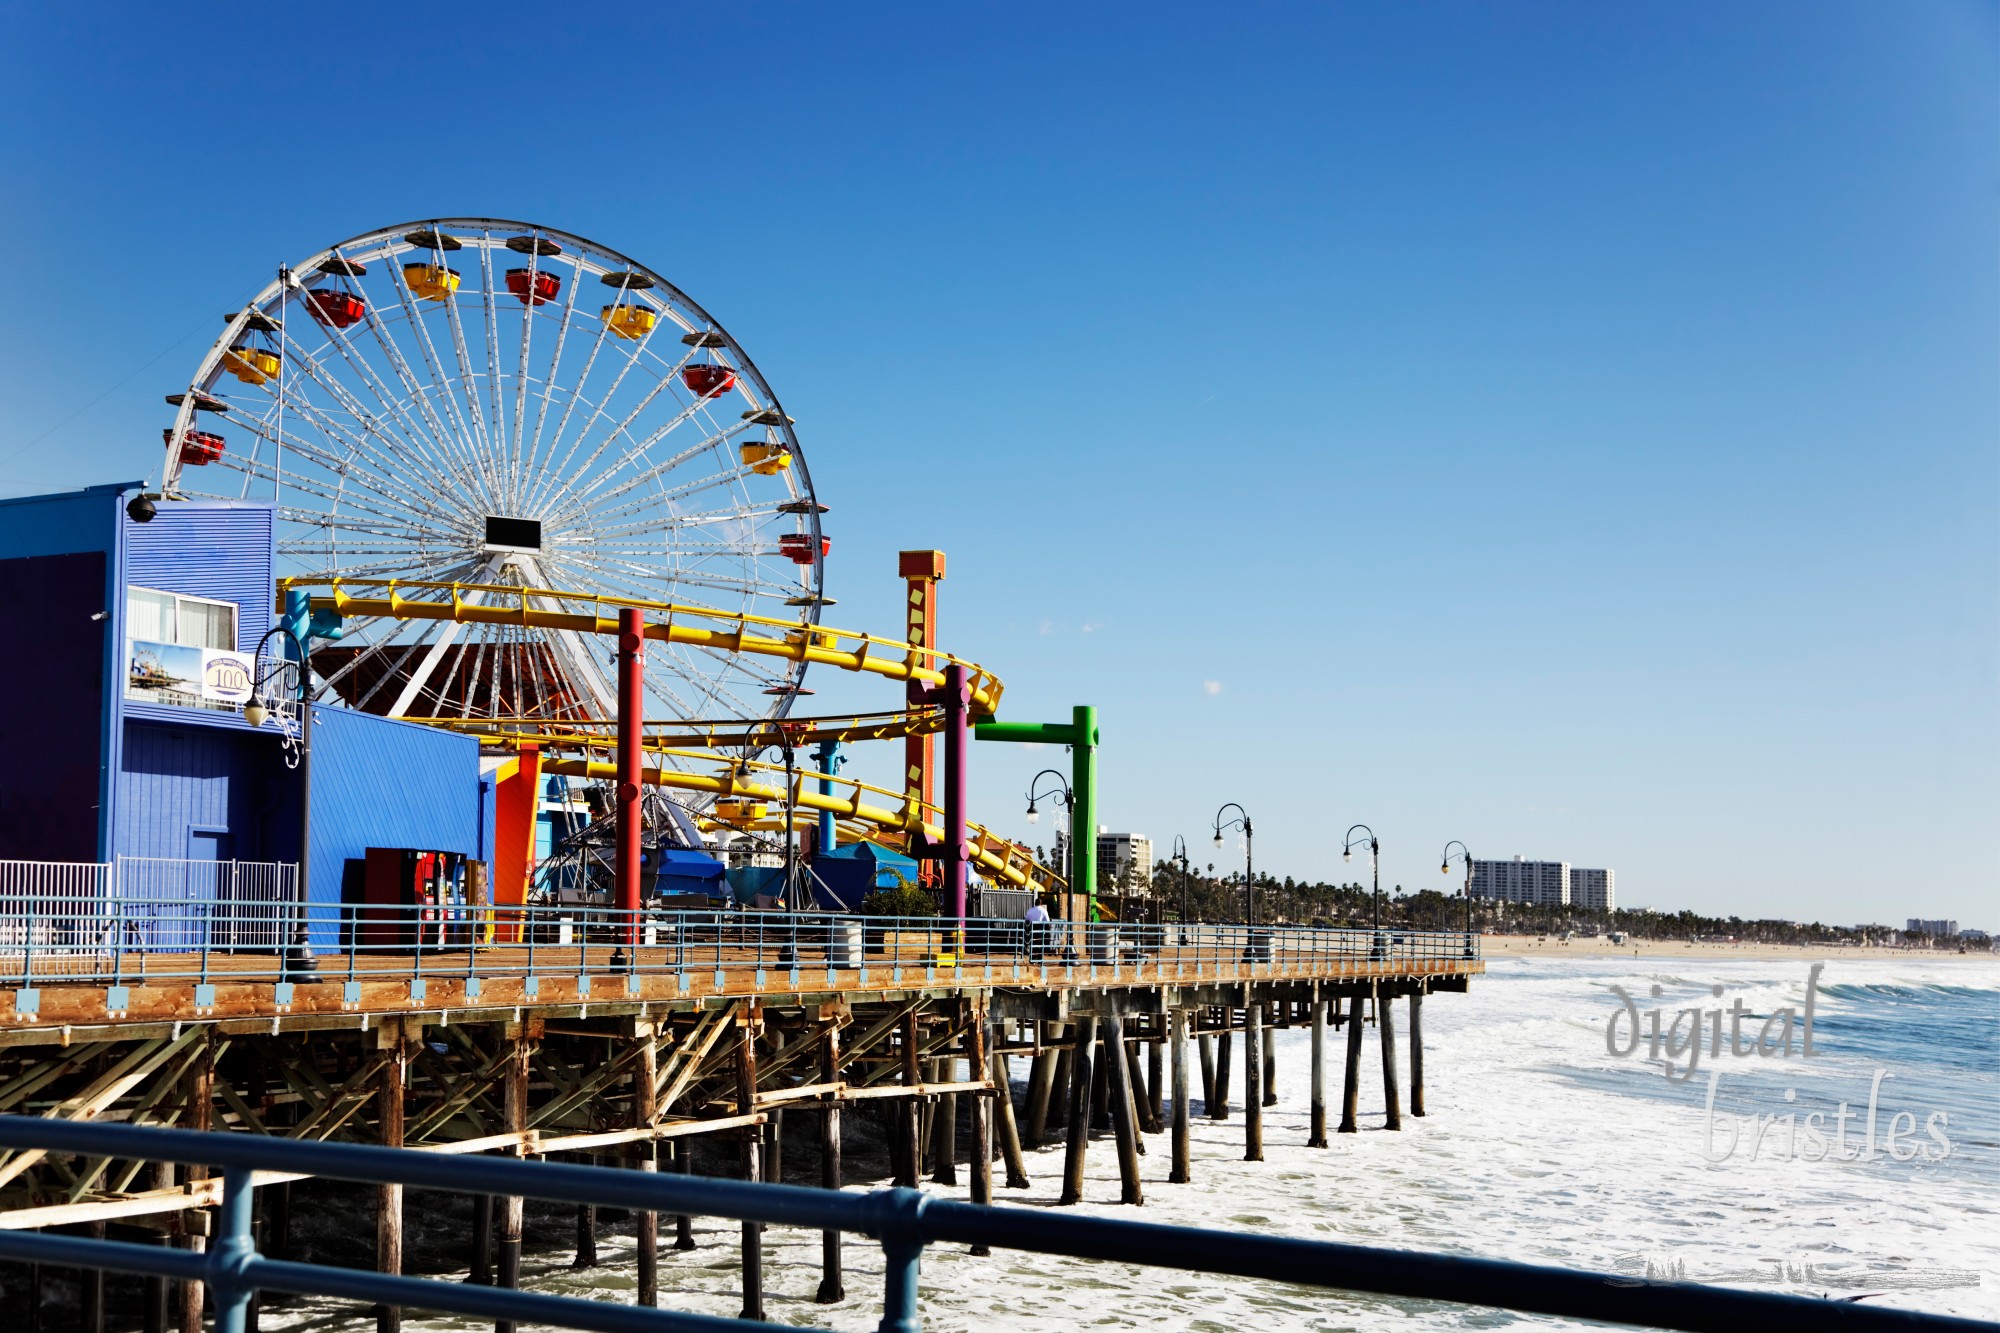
[401,226,463,301]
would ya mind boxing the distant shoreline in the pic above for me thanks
[1480,933,1999,963]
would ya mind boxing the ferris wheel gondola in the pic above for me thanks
[156,218,828,752]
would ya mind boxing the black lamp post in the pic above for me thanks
[1170,834,1192,941]
[1441,840,1476,958]
[1024,769,1073,922]
[243,625,319,980]
[1342,824,1381,933]
[1212,804,1252,926]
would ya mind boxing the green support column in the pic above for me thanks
[975,706,1100,916]
[1072,705,1097,919]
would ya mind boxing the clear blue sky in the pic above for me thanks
[2,3,1992,925]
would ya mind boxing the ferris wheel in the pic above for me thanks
[158,218,827,732]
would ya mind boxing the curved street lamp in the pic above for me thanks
[1342,824,1381,937]
[242,625,318,980]
[1212,804,1252,927]
[1025,769,1073,922]
[1170,834,1194,940]
[1441,840,1476,958]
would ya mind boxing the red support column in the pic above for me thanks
[617,608,645,944]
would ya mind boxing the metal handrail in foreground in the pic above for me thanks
[0,1119,1986,1333]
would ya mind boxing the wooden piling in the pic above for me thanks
[1198,1031,1216,1114]
[377,1026,408,1333]
[737,1018,764,1322]
[144,1162,170,1333]
[932,1054,959,1185]
[968,1015,994,1254]
[496,1027,529,1333]
[634,1028,658,1307]
[1168,1009,1191,1184]
[1243,1001,1264,1161]
[1058,1015,1097,1206]
[992,1047,1030,1189]
[1307,997,1328,1147]
[180,1035,213,1333]
[1024,1023,1061,1148]
[1146,1028,1164,1126]
[1211,1027,1232,1120]
[1409,990,1426,1117]
[895,1012,921,1188]
[469,1194,493,1284]
[672,1139,696,1252]
[1104,1015,1144,1205]
[1338,992,1365,1134]
[1379,987,1402,1131]
[1126,1035,1162,1137]
[816,1024,845,1304]
[82,1222,105,1333]
[1262,1002,1278,1107]
[1090,1037,1112,1133]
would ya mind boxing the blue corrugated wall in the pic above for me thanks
[124,501,274,651]
[115,721,302,864]
[306,706,481,948]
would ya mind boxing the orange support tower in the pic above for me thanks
[899,550,945,887]
[491,743,541,942]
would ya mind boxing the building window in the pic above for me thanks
[126,586,246,710]
[128,586,237,651]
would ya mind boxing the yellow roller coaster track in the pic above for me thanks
[405,709,943,749]
[281,578,1005,715]
[281,578,1058,894]
[528,746,1058,895]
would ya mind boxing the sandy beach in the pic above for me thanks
[1480,933,1999,963]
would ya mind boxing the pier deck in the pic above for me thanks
[0,916,1480,1324]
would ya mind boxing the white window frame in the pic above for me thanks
[127,585,239,652]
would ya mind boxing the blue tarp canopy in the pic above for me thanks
[811,840,920,912]
[653,847,725,899]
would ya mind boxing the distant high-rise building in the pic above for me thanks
[1470,856,1569,907]
[1097,827,1153,893]
[1051,828,1153,893]
[1571,868,1616,911]
[1907,918,1959,938]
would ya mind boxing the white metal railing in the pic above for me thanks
[0,857,300,974]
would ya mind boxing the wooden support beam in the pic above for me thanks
[967,1013,993,1253]
[180,1034,214,1333]
[1262,1001,1278,1107]
[1146,1029,1164,1127]
[815,1023,844,1305]
[930,1052,958,1186]
[1380,986,1402,1131]
[992,1046,1030,1190]
[1169,1009,1191,1185]
[1243,1001,1264,1161]
[1338,992,1365,1134]
[893,1011,919,1188]
[633,1026,658,1307]
[1126,1039,1160,1139]
[1057,1014,1096,1207]
[1023,1022,1059,1150]
[1409,991,1426,1118]
[1104,1016,1143,1206]
[1198,1031,1215,1117]
[376,1025,409,1333]
[1307,997,1329,1148]
[736,1015,764,1323]
[671,1137,696,1253]
[495,1028,531,1333]
[1211,1028,1232,1121]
